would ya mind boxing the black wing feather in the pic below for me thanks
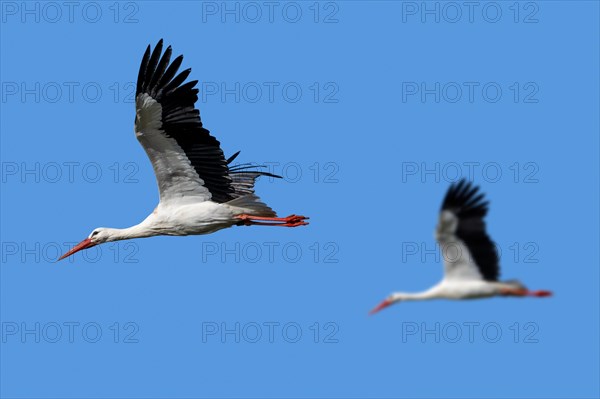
[136,40,278,203]
[441,179,499,281]
[142,40,163,93]
[136,45,151,95]
[155,55,183,95]
[148,46,172,97]
[162,68,191,95]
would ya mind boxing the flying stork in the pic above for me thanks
[59,40,308,261]
[370,179,551,314]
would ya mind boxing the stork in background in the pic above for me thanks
[370,179,552,314]
[59,40,308,261]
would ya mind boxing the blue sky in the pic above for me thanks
[1,1,599,398]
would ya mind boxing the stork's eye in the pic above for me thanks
[91,231,99,236]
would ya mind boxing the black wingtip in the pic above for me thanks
[441,179,489,218]
[227,151,242,164]
[136,45,152,95]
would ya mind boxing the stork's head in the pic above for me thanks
[57,228,112,261]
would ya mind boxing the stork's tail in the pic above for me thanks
[225,151,281,217]
[503,279,527,290]
[226,194,277,217]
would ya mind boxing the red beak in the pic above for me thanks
[369,299,393,315]
[58,238,97,261]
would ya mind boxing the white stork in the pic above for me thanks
[59,40,308,261]
[370,179,552,314]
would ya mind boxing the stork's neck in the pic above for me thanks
[391,289,441,302]
[104,222,157,242]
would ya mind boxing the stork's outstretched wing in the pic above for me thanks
[134,39,278,205]
[435,179,499,281]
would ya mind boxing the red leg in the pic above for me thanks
[528,290,553,297]
[236,214,308,222]
[500,288,528,297]
[500,288,552,297]
[235,214,309,227]
[245,220,309,227]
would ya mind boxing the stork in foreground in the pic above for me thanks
[370,179,552,314]
[59,40,308,261]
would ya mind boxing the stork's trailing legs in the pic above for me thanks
[235,214,309,227]
[499,288,553,297]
